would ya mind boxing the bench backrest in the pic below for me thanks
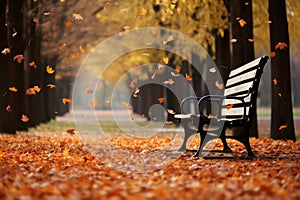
[221,56,269,120]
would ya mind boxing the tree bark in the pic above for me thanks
[229,0,258,137]
[268,0,296,141]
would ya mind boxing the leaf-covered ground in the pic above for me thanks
[0,132,299,200]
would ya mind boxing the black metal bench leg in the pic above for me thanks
[178,119,197,151]
[237,132,257,159]
[220,130,232,153]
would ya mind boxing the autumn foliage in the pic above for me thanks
[0,132,299,199]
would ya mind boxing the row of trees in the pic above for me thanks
[0,0,297,140]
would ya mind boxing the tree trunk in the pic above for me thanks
[268,0,296,141]
[229,0,258,137]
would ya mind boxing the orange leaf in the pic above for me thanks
[63,148,69,157]
[163,79,174,85]
[70,53,79,59]
[175,66,181,73]
[20,114,29,123]
[33,17,39,24]
[79,45,85,53]
[47,84,56,89]
[248,38,255,42]
[215,81,224,90]
[62,98,73,105]
[185,74,192,81]
[66,128,76,135]
[226,104,234,110]
[9,87,18,92]
[130,78,138,88]
[163,57,169,64]
[105,99,110,104]
[33,86,41,93]
[59,43,67,49]
[86,88,93,94]
[273,78,278,85]
[275,42,288,50]
[278,124,287,131]
[89,100,98,109]
[270,52,276,57]
[6,105,12,112]
[207,114,217,119]
[72,13,83,20]
[238,18,247,27]
[157,97,165,103]
[13,55,24,63]
[46,65,55,74]
[65,21,72,28]
[29,61,37,68]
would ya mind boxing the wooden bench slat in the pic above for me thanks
[222,95,251,105]
[226,69,257,87]
[229,57,261,78]
[221,107,250,116]
[224,82,253,96]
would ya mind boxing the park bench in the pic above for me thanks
[175,56,269,159]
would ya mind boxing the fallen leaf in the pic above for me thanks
[66,128,76,135]
[157,98,165,104]
[165,121,174,125]
[20,114,29,123]
[63,148,69,157]
[46,65,55,74]
[9,87,18,92]
[275,42,288,50]
[177,8,181,15]
[13,55,24,63]
[72,13,83,20]
[65,21,72,28]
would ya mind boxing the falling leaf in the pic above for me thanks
[20,114,29,123]
[29,61,37,69]
[44,12,51,16]
[278,92,282,97]
[185,74,192,81]
[171,72,180,77]
[86,88,93,94]
[46,65,55,74]
[266,20,272,24]
[70,53,79,59]
[65,21,72,28]
[1,48,10,55]
[273,78,278,85]
[175,66,181,72]
[150,30,157,36]
[167,109,176,115]
[9,87,18,92]
[163,79,174,85]
[26,88,36,95]
[226,104,234,110]
[122,102,132,110]
[158,64,165,71]
[137,8,147,16]
[163,35,174,45]
[130,78,138,88]
[6,105,12,112]
[62,98,73,105]
[270,52,276,57]
[209,67,216,73]
[59,44,67,49]
[33,86,41,93]
[12,31,17,38]
[33,17,39,24]
[278,124,287,132]
[13,55,24,63]
[66,128,76,135]
[72,13,83,20]
[237,18,247,27]
[90,100,99,109]
[207,114,217,119]
[133,88,140,97]
[157,98,165,103]
[215,81,224,90]
[105,99,110,104]
[231,39,238,43]
[79,45,85,53]
[47,84,56,89]
[177,8,181,15]
[275,42,288,50]
[248,38,255,42]
[163,57,169,64]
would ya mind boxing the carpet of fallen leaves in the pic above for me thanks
[0,132,299,200]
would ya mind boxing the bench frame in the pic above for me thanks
[175,56,269,159]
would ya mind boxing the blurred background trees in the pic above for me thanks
[0,0,299,139]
